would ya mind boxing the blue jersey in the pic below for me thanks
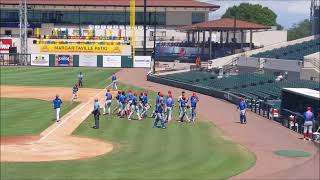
[52,98,62,109]
[131,96,137,106]
[166,97,174,107]
[155,103,163,113]
[112,75,117,81]
[106,92,112,100]
[139,95,144,102]
[127,93,133,101]
[155,95,160,105]
[239,101,247,110]
[143,96,148,105]
[119,95,126,104]
[72,85,78,93]
[304,111,314,122]
[116,94,120,100]
[190,96,199,108]
[180,99,187,107]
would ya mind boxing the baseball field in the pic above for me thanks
[0,66,256,180]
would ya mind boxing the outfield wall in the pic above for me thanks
[29,54,151,68]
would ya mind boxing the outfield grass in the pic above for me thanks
[0,66,119,89]
[0,98,79,136]
[0,86,256,180]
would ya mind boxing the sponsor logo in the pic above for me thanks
[0,39,12,51]
[55,55,73,66]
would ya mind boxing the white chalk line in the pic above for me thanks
[38,89,106,143]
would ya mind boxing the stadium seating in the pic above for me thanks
[252,39,320,60]
[160,71,319,104]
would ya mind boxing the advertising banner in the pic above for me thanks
[0,38,12,52]
[134,56,151,68]
[40,44,122,54]
[79,55,97,67]
[31,54,49,66]
[55,55,74,66]
[103,56,121,67]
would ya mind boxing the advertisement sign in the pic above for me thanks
[31,54,49,66]
[40,44,122,54]
[134,56,151,68]
[103,56,121,67]
[55,55,74,66]
[0,38,12,52]
[79,55,97,67]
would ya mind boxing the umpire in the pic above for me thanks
[92,99,100,129]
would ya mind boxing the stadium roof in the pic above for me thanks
[180,18,271,31]
[0,0,220,9]
[283,88,320,100]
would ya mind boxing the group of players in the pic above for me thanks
[53,72,200,129]
[102,89,199,129]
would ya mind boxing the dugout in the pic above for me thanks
[281,88,320,132]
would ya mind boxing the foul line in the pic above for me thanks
[38,89,105,143]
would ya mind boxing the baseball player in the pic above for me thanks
[128,93,142,121]
[179,96,190,122]
[138,92,145,114]
[303,107,315,141]
[115,91,122,114]
[153,93,166,129]
[165,94,174,123]
[177,91,186,114]
[126,90,133,115]
[71,83,79,102]
[140,92,149,119]
[190,92,199,123]
[78,72,84,87]
[119,91,127,117]
[164,91,172,115]
[111,73,118,90]
[237,97,247,124]
[151,92,161,118]
[103,89,113,115]
[52,95,63,122]
[92,99,100,129]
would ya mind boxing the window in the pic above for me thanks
[0,9,166,26]
[5,30,12,36]
[192,12,205,24]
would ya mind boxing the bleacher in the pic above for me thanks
[252,39,320,60]
[159,71,319,102]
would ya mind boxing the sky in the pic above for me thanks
[199,0,312,29]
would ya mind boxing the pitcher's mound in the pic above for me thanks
[1,136,113,162]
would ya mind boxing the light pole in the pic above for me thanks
[143,0,147,55]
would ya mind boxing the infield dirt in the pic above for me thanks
[0,85,114,162]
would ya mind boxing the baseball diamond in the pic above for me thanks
[0,67,318,180]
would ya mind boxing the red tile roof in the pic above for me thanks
[181,18,271,31]
[0,0,219,9]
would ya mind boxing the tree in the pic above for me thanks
[222,3,282,29]
[287,19,312,41]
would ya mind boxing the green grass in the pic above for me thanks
[0,66,119,89]
[0,86,256,180]
[0,98,79,136]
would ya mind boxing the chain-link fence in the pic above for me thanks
[0,53,31,66]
